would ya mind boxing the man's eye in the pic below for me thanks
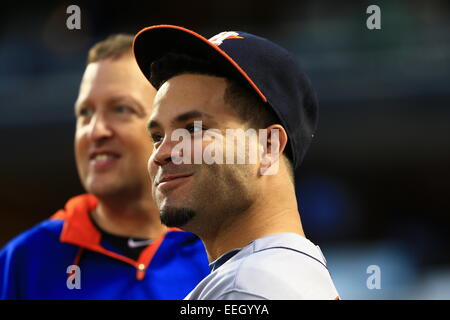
[115,105,133,114]
[187,123,205,133]
[151,133,164,143]
[78,108,93,117]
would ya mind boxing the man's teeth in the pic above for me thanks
[93,154,115,160]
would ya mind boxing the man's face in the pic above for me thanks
[147,74,261,233]
[74,55,156,198]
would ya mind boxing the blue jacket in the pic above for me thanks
[0,194,209,299]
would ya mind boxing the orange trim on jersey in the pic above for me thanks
[135,228,178,280]
[72,247,84,267]
[52,194,182,280]
[133,25,268,103]
[227,35,244,39]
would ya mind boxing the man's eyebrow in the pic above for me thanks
[107,96,146,114]
[74,95,146,115]
[74,100,92,117]
[148,119,160,130]
[147,110,218,131]
[173,110,215,124]
[74,99,87,113]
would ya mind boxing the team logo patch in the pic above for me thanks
[209,31,244,46]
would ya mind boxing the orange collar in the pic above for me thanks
[51,194,180,280]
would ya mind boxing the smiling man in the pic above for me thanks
[0,34,209,299]
[133,25,340,300]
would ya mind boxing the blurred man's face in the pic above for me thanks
[147,74,261,233]
[74,55,156,198]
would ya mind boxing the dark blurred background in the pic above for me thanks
[1,0,449,299]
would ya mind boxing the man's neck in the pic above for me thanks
[92,195,166,240]
[199,172,304,262]
[201,198,305,263]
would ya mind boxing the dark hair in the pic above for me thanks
[150,53,294,166]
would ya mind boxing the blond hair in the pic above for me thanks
[87,33,134,64]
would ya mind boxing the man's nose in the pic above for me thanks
[152,135,179,167]
[87,114,113,141]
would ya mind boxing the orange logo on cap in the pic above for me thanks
[209,31,244,46]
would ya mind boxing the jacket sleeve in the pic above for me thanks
[0,243,19,299]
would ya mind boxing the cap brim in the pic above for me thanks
[133,25,266,102]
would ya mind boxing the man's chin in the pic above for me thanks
[159,206,197,229]
[85,180,123,198]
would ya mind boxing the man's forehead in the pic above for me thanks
[82,59,137,86]
[76,57,155,108]
[78,65,125,103]
[156,74,227,100]
[76,83,140,108]
[151,74,228,118]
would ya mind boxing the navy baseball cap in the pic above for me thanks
[133,25,318,170]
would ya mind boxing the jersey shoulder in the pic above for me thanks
[0,218,64,258]
[188,234,339,300]
[231,245,338,299]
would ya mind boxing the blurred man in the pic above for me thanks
[134,25,339,299]
[0,34,209,299]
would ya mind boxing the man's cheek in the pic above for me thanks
[147,155,158,181]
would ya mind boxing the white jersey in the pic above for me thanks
[185,233,339,300]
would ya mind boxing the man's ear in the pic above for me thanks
[259,124,288,176]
